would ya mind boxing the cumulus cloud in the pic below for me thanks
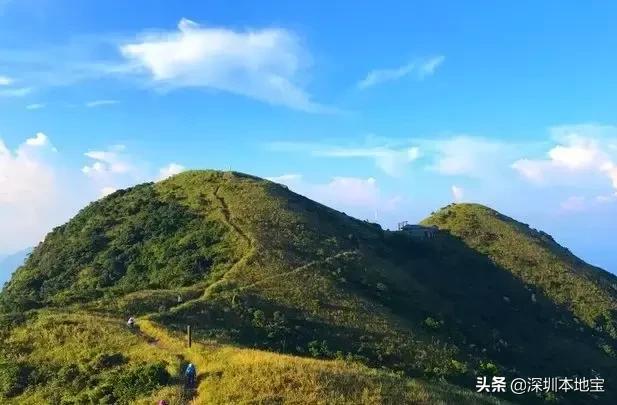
[100,186,117,197]
[357,55,444,89]
[25,132,50,147]
[81,144,188,196]
[266,174,402,220]
[82,145,133,177]
[81,144,140,196]
[512,125,617,194]
[315,177,381,208]
[266,173,302,184]
[120,18,328,112]
[0,132,80,253]
[157,163,186,180]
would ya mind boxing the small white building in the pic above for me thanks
[398,222,438,239]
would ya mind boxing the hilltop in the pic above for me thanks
[1,170,616,404]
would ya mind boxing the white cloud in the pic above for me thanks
[157,163,186,180]
[85,99,119,108]
[266,173,302,185]
[451,185,464,202]
[26,103,45,110]
[25,132,50,147]
[512,125,617,194]
[0,132,81,254]
[266,174,402,220]
[357,55,444,89]
[560,196,586,213]
[82,145,188,197]
[81,145,143,199]
[0,75,12,85]
[315,177,380,208]
[0,134,187,254]
[317,146,420,177]
[100,186,117,197]
[269,139,421,177]
[0,87,32,97]
[82,145,133,177]
[429,136,508,178]
[120,18,328,112]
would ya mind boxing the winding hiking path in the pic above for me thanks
[138,319,212,404]
[236,250,357,293]
[200,184,256,298]
[169,183,256,312]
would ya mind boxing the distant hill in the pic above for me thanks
[1,171,615,404]
[0,247,31,287]
[423,203,617,336]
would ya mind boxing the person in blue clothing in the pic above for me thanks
[185,363,196,387]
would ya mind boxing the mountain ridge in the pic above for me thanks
[1,170,615,404]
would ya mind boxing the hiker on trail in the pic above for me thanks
[185,363,196,387]
[127,317,135,328]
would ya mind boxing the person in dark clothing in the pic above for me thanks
[185,363,196,387]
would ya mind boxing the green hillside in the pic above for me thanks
[423,203,617,337]
[1,171,615,404]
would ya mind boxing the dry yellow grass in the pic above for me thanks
[138,320,505,405]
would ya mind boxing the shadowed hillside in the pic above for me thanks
[1,171,615,404]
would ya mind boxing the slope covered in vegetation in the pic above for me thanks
[1,171,615,404]
[423,203,617,337]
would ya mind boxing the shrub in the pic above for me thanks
[423,317,443,330]
[0,362,30,398]
[107,362,170,403]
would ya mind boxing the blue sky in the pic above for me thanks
[0,0,616,273]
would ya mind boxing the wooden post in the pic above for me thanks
[187,325,192,348]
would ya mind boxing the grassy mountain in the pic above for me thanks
[1,170,615,404]
[423,203,617,338]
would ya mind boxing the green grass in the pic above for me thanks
[0,312,508,404]
[423,203,617,335]
[1,171,616,404]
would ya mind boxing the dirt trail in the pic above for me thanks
[168,183,256,313]
[212,184,252,249]
[236,250,357,293]
[138,320,211,404]
[168,182,357,310]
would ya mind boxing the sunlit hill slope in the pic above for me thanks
[1,170,615,404]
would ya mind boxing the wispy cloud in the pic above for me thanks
[0,87,32,97]
[0,75,13,85]
[357,55,444,89]
[427,135,513,178]
[317,146,420,177]
[269,139,421,177]
[119,18,330,112]
[26,103,45,110]
[85,99,119,108]
[451,185,464,202]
